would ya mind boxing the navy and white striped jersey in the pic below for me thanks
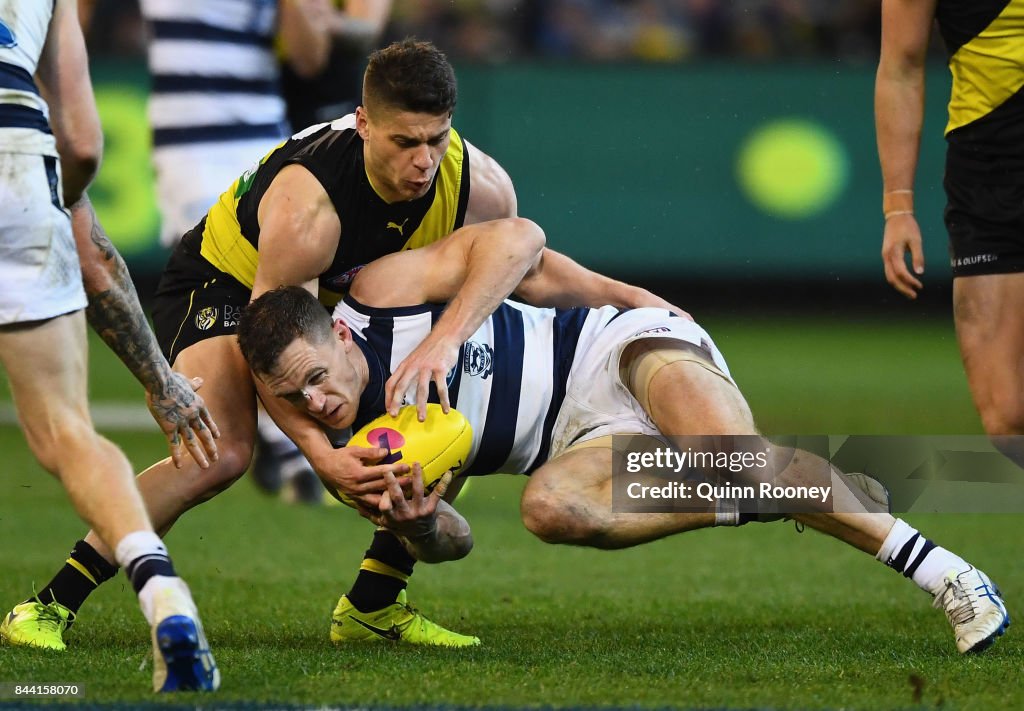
[0,1,56,156]
[140,0,288,149]
[337,295,612,477]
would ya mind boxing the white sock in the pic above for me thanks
[114,531,182,618]
[113,531,167,571]
[876,519,969,596]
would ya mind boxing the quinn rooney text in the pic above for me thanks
[625,481,833,504]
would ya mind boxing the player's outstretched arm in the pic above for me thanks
[516,247,691,318]
[875,0,935,298]
[71,196,220,468]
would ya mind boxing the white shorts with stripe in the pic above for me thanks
[0,151,85,325]
[548,309,734,461]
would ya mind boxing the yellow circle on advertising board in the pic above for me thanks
[737,118,849,219]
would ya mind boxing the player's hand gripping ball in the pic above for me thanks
[335,404,472,507]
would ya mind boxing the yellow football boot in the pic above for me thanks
[0,600,74,651]
[330,590,480,647]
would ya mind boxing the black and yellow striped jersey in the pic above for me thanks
[937,0,1024,162]
[182,114,471,306]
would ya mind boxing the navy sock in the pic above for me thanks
[347,530,416,612]
[125,552,177,594]
[31,539,117,614]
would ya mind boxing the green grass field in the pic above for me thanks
[0,316,1020,710]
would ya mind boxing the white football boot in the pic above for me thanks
[932,566,1010,654]
[141,577,220,692]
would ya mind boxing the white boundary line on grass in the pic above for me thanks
[0,401,157,431]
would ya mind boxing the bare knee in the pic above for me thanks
[954,277,1024,435]
[963,342,1024,435]
[623,342,754,436]
[521,483,607,545]
[22,412,98,476]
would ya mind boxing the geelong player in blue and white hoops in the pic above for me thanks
[238,219,1010,656]
[0,0,217,692]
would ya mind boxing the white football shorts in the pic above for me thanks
[0,151,86,325]
[549,308,734,460]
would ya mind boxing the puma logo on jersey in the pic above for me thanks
[386,218,409,236]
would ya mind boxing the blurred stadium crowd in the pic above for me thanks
[84,0,933,65]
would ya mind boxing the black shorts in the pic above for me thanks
[944,155,1024,277]
[151,235,251,365]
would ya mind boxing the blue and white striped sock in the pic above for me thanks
[876,519,968,595]
[114,531,177,594]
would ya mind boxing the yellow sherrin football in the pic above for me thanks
[334,404,472,507]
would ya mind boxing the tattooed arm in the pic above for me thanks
[70,194,220,468]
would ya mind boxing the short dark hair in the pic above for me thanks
[363,38,457,115]
[237,287,334,377]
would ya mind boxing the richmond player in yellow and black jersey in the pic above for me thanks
[877,0,1024,465]
[155,105,475,361]
[937,0,1024,180]
[192,114,470,309]
[11,38,685,653]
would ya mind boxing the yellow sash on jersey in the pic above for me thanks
[946,0,1024,134]
[199,141,286,289]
